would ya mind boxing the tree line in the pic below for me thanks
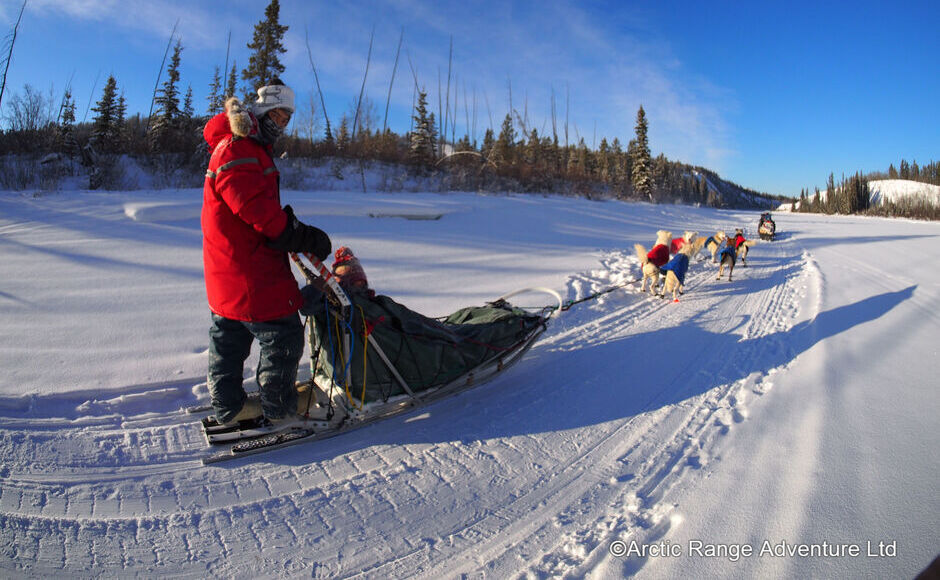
[869,159,940,186]
[0,0,776,209]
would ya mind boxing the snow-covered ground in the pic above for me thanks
[1,186,937,578]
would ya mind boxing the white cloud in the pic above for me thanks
[25,0,238,52]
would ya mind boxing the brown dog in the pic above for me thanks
[716,239,737,281]
[731,229,756,266]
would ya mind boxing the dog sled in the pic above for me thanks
[758,212,776,241]
[203,251,560,463]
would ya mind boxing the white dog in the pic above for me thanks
[670,230,697,256]
[661,236,706,301]
[634,230,672,295]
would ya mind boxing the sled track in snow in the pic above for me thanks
[0,242,820,577]
[398,245,821,578]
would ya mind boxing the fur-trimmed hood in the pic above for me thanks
[203,97,258,151]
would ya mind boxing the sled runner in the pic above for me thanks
[202,252,561,464]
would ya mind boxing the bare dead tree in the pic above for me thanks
[406,51,419,134]
[147,18,180,132]
[442,36,452,152]
[523,91,529,133]
[351,25,374,140]
[304,25,332,141]
[471,85,478,145]
[382,27,404,133]
[436,67,442,157]
[0,0,27,111]
[463,81,470,143]
[550,85,557,142]
[484,90,493,132]
[512,90,529,136]
[222,30,232,96]
[57,71,76,118]
[565,82,570,149]
[507,77,512,123]
[82,71,100,123]
[450,73,457,145]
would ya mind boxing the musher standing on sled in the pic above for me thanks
[201,79,331,427]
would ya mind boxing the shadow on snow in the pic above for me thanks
[259,284,915,466]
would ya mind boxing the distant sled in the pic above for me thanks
[758,212,776,241]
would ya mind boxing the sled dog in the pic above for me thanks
[716,239,737,281]
[670,230,697,256]
[634,230,672,295]
[702,231,726,263]
[661,236,706,301]
[731,228,756,266]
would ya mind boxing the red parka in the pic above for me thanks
[201,105,302,322]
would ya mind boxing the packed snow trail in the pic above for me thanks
[3,222,815,577]
[1,190,937,578]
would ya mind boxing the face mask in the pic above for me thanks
[257,114,283,145]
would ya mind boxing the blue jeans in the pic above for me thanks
[207,312,304,423]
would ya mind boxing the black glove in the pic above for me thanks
[298,284,324,316]
[268,205,332,261]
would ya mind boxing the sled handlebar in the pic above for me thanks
[290,252,352,311]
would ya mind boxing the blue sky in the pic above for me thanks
[1,0,937,197]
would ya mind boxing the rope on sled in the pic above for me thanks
[558,277,642,311]
[497,279,642,314]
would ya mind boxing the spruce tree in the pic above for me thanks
[480,128,495,161]
[526,128,541,167]
[226,62,238,100]
[91,75,120,152]
[610,137,624,188]
[182,86,194,119]
[242,0,288,100]
[207,66,224,114]
[335,115,350,153]
[56,88,78,156]
[408,88,436,169]
[149,39,183,152]
[630,105,652,201]
[597,137,610,182]
[899,160,910,180]
[492,113,516,168]
[115,91,127,152]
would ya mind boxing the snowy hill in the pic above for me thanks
[868,178,940,206]
[779,178,940,211]
[0,187,937,578]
